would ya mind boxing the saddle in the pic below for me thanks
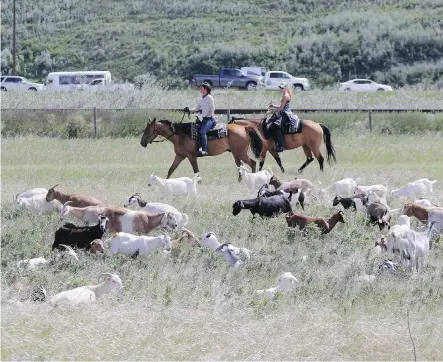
[262,116,303,139]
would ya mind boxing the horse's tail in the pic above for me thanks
[245,126,266,160]
[320,124,337,165]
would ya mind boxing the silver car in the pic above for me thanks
[339,79,393,92]
[0,76,45,92]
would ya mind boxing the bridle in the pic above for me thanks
[145,120,176,143]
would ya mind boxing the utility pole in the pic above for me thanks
[12,0,17,74]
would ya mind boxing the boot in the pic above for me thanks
[273,127,285,152]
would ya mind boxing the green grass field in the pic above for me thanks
[1,134,443,360]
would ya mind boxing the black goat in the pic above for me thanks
[232,192,292,217]
[258,186,305,210]
[367,201,391,230]
[332,196,356,210]
[52,216,108,250]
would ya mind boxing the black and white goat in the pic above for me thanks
[258,185,305,210]
[52,215,108,251]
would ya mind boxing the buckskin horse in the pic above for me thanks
[229,114,337,173]
[140,117,265,180]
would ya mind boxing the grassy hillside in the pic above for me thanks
[1,0,443,88]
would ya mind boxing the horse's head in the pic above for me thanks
[140,118,159,147]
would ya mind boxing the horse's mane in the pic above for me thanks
[158,119,190,136]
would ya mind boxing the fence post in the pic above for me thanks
[93,107,97,137]
[368,111,372,132]
[226,109,231,123]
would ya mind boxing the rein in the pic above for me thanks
[148,121,176,143]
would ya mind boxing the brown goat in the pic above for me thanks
[402,202,430,224]
[89,239,105,253]
[286,210,345,234]
[46,184,103,207]
[269,176,314,194]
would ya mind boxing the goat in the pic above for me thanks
[60,202,178,233]
[148,174,200,196]
[366,201,391,230]
[13,192,62,215]
[45,184,103,207]
[123,193,189,228]
[413,198,439,208]
[385,215,411,255]
[109,232,172,257]
[401,202,443,236]
[374,235,387,255]
[37,273,124,307]
[333,194,367,213]
[232,192,292,217]
[285,210,345,234]
[378,260,398,274]
[354,184,388,198]
[319,178,358,198]
[17,257,48,269]
[238,164,273,191]
[398,221,437,272]
[391,178,437,198]
[199,232,252,267]
[58,244,79,261]
[52,215,109,251]
[258,186,305,209]
[89,239,105,254]
[269,175,314,194]
[171,228,199,249]
[254,272,298,298]
[13,188,47,209]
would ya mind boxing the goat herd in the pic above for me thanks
[10,165,443,306]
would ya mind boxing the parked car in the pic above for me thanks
[191,68,264,91]
[339,79,393,92]
[0,76,44,92]
[264,71,311,91]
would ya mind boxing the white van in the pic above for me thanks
[264,71,311,91]
[45,71,112,91]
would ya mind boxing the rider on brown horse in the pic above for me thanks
[184,82,215,157]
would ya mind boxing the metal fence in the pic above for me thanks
[2,107,442,136]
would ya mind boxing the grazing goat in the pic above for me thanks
[60,202,178,233]
[333,194,367,213]
[46,184,103,207]
[285,210,345,234]
[402,202,443,236]
[268,176,314,195]
[413,198,438,208]
[232,193,292,217]
[109,232,172,257]
[238,165,273,191]
[258,186,305,210]
[366,201,391,230]
[254,272,298,298]
[199,232,252,267]
[123,193,189,228]
[89,239,105,254]
[58,244,79,261]
[319,178,357,198]
[52,216,109,250]
[374,236,387,255]
[13,192,62,215]
[354,184,388,198]
[39,273,124,307]
[148,174,200,196]
[398,221,437,272]
[391,178,437,198]
[385,215,411,255]
[378,260,397,274]
[17,257,48,269]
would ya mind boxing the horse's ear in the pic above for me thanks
[147,118,152,126]
[152,117,157,123]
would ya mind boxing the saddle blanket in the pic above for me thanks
[176,122,228,140]
[283,118,303,134]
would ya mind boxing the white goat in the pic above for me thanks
[385,215,411,255]
[354,184,388,198]
[398,221,437,272]
[109,232,172,257]
[199,232,251,267]
[254,272,298,298]
[17,257,48,269]
[47,273,124,307]
[13,192,62,214]
[391,178,437,198]
[413,198,438,208]
[238,165,273,191]
[123,194,189,228]
[148,174,200,196]
[58,244,79,262]
[319,178,358,198]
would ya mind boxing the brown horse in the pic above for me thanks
[140,118,265,179]
[230,115,337,173]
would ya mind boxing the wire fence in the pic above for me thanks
[2,107,442,137]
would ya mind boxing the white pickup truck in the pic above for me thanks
[84,78,134,91]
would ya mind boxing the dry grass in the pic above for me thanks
[1,134,443,360]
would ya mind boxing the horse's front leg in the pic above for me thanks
[166,154,185,179]
[188,156,200,181]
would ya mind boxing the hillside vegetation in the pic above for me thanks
[1,0,443,88]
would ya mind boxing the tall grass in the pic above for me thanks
[1,135,443,360]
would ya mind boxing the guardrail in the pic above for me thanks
[2,107,442,136]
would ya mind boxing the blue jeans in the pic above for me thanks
[200,117,215,152]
